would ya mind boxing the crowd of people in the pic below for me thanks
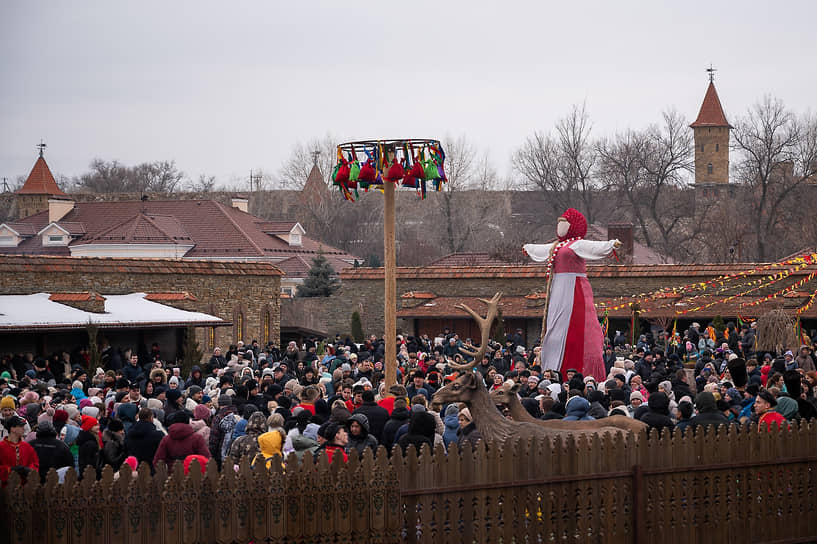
[2,319,816,486]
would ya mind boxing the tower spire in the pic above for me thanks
[37,139,47,158]
[706,64,717,83]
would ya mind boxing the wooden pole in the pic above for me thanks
[384,180,397,386]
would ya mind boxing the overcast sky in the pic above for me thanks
[2,1,815,189]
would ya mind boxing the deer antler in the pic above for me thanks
[449,292,502,371]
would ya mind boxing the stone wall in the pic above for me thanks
[0,255,282,357]
[693,126,730,184]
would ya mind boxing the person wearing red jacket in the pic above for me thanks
[755,390,788,431]
[315,421,348,464]
[153,411,210,469]
[0,415,39,485]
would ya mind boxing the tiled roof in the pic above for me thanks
[429,253,509,266]
[342,263,794,280]
[254,221,298,234]
[690,82,732,128]
[76,212,192,245]
[0,255,282,276]
[16,157,67,196]
[397,296,544,319]
[144,292,198,301]
[49,292,105,302]
[275,255,312,277]
[3,200,360,263]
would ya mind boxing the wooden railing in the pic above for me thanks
[3,422,816,544]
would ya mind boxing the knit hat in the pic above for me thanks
[38,407,55,426]
[81,406,100,419]
[319,421,341,441]
[166,389,182,403]
[218,394,232,406]
[630,391,643,402]
[79,398,93,410]
[88,387,101,397]
[124,456,138,472]
[167,410,190,426]
[193,404,210,421]
[559,208,588,240]
[53,409,69,424]
[146,398,163,411]
[62,404,79,421]
[757,390,777,407]
[80,415,99,432]
[659,381,672,394]
[183,454,209,475]
[0,395,15,410]
[107,418,124,432]
[72,381,84,390]
[187,385,202,396]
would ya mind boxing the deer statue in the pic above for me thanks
[489,380,647,433]
[432,293,623,446]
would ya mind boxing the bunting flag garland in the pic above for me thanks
[332,139,446,201]
[594,253,817,318]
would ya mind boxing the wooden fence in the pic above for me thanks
[2,422,817,544]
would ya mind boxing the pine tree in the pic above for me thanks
[296,253,340,297]
[712,314,726,333]
[182,325,204,376]
[351,311,364,343]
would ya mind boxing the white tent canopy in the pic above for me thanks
[0,292,225,331]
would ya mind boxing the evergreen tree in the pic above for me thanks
[367,254,382,268]
[351,311,364,343]
[712,314,726,333]
[182,325,204,376]
[296,253,340,297]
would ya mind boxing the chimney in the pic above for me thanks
[48,197,75,223]
[607,223,633,264]
[231,197,249,213]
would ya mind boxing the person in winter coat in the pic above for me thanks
[116,403,139,435]
[755,390,787,432]
[442,404,460,448]
[345,413,378,457]
[125,408,164,472]
[0,415,39,485]
[97,418,127,477]
[190,404,211,444]
[208,395,239,466]
[687,392,730,432]
[28,421,73,483]
[563,395,595,421]
[315,421,348,463]
[352,390,390,443]
[397,409,436,455]
[456,408,482,449]
[290,424,320,461]
[184,366,206,390]
[382,399,411,452]
[229,411,267,465]
[253,428,286,469]
[639,392,675,435]
[153,411,210,469]
[76,415,101,479]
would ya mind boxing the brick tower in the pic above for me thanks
[16,143,67,219]
[690,74,732,185]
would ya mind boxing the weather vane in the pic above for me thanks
[37,139,47,158]
[311,149,321,166]
[707,64,717,82]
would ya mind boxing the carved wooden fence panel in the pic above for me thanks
[2,422,816,544]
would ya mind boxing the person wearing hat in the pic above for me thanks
[125,408,165,473]
[28,420,73,483]
[688,392,729,432]
[456,408,481,449]
[1,395,30,441]
[0,415,39,485]
[755,390,787,431]
[76,415,101,479]
[97,418,128,477]
[153,410,210,470]
[208,394,239,468]
[315,421,348,463]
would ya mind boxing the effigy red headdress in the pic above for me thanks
[559,208,587,240]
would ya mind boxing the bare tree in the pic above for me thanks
[275,134,338,189]
[732,96,817,261]
[73,159,186,194]
[513,103,601,222]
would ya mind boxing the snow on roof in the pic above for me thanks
[0,292,226,331]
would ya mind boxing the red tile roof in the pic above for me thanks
[49,292,105,302]
[274,255,312,277]
[3,200,360,269]
[144,292,198,301]
[429,253,509,266]
[397,296,544,319]
[342,263,796,280]
[78,212,192,244]
[0,254,282,276]
[16,157,67,196]
[254,221,298,234]
[690,82,732,128]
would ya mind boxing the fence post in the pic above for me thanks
[632,464,645,544]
